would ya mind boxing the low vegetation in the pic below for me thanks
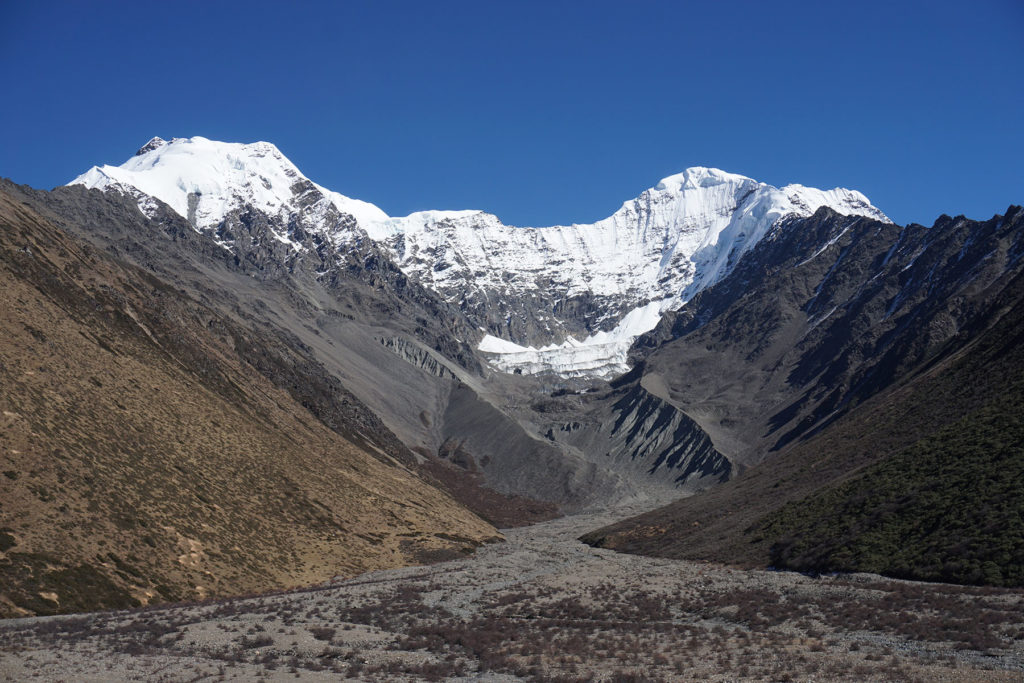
[0,184,497,618]
[760,379,1024,586]
[3,549,1022,681]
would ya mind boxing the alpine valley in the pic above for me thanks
[2,136,1023,680]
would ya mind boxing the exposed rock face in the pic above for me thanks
[505,369,731,493]
[599,375,729,487]
[379,336,458,380]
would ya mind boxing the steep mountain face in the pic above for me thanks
[582,206,1024,586]
[0,183,499,617]
[631,205,1024,463]
[491,368,733,497]
[72,137,888,378]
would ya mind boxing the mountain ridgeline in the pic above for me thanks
[1,135,1021,617]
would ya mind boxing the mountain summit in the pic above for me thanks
[71,137,889,377]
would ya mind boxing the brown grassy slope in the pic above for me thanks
[0,189,498,618]
[581,248,1024,568]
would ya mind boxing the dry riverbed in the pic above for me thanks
[2,505,1023,681]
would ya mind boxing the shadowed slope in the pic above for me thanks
[633,206,1024,462]
[583,207,1024,586]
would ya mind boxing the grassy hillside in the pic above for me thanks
[0,187,498,617]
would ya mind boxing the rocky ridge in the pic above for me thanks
[632,205,1024,461]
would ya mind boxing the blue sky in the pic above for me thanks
[1,0,1022,226]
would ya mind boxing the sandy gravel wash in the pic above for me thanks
[2,505,1023,682]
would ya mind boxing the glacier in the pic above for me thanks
[70,136,890,379]
[477,300,667,377]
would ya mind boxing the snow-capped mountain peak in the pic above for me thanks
[70,137,891,378]
[135,136,168,156]
[654,166,750,191]
[73,136,318,228]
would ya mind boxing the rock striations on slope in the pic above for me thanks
[631,205,1024,461]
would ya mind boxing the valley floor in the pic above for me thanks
[1,505,1022,682]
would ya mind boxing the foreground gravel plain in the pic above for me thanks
[2,504,1023,682]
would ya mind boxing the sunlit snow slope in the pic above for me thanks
[71,136,890,378]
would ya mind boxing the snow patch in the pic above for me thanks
[478,301,666,378]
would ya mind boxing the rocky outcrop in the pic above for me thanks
[379,336,458,380]
[499,367,732,496]
[600,378,729,487]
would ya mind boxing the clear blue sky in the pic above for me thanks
[1,0,1022,226]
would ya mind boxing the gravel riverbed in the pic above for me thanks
[2,505,1022,681]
